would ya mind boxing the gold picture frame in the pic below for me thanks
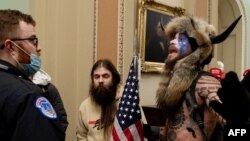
[137,0,185,73]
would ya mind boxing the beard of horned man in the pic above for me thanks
[164,49,191,72]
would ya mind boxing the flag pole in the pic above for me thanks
[133,29,141,81]
[110,29,144,141]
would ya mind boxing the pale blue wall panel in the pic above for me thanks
[0,0,29,13]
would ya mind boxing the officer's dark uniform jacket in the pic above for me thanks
[39,83,68,133]
[0,60,65,141]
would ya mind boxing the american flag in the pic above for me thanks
[110,57,144,141]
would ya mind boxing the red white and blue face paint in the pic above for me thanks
[178,34,190,56]
[169,33,191,56]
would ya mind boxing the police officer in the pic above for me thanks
[0,9,65,141]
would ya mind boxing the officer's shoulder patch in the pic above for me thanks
[35,96,57,119]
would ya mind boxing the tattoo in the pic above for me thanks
[198,76,220,84]
[93,119,103,130]
[197,81,218,85]
[167,130,177,141]
[168,107,185,129]
[195,86,219,99]
[196,87,220,92]
[196,89,213,98]
[187,127,196,138]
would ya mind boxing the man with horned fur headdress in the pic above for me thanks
[156,15,250,141]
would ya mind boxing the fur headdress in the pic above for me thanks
[156,15,242,111]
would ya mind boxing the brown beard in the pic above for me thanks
[89,84,117,138]
[90,85,116,107]
[17,47,30,64]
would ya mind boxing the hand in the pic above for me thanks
[210,71,250,125]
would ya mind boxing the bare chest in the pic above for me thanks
[165,101,217,141]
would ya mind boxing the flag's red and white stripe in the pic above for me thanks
[111,117,143,141]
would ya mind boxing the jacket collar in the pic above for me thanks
[0,59,29,80]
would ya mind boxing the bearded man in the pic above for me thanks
[156,15,250,141]
[76,59,122,141]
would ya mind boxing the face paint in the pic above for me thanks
[177,34,190,56]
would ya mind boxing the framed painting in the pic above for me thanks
[137,0,185,72]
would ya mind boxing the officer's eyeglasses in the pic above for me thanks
[11,37,38,47]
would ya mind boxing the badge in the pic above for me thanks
[35,96,57,119]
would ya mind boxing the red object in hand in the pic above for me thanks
[210,68,225,79]
[243,69,250,76]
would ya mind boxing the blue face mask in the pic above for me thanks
[10,41,41,76]
[19,54,41,76]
